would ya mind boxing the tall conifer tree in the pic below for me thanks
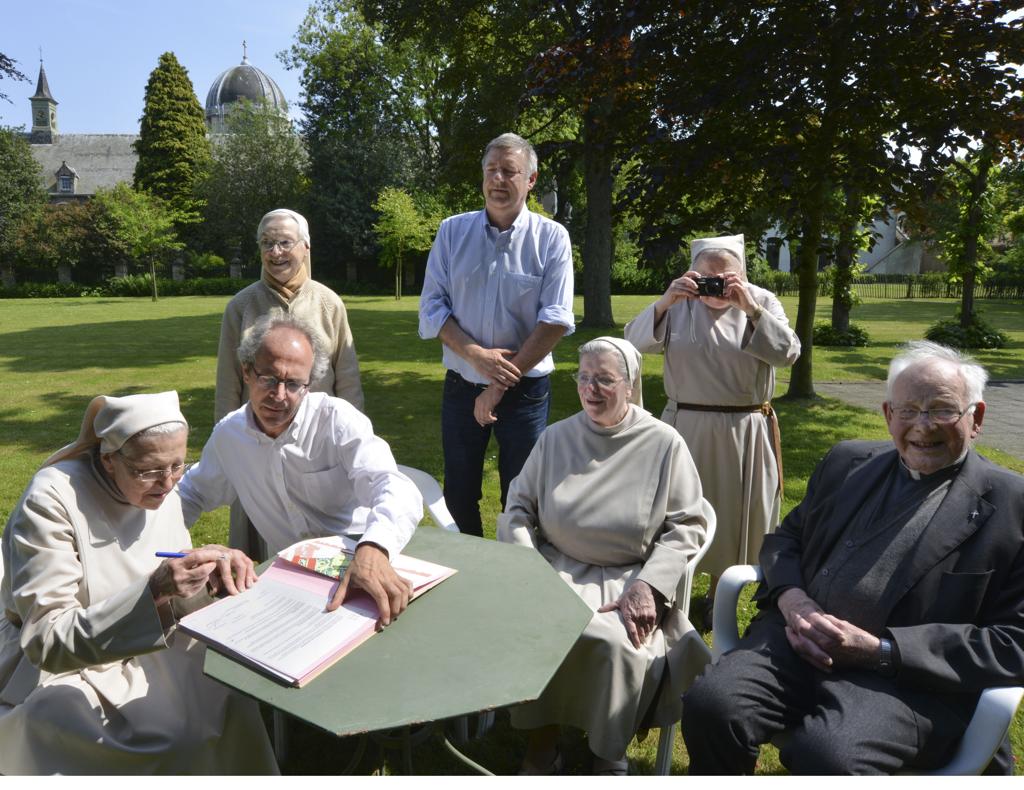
[133,52,210,234]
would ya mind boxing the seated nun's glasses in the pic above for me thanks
[116,452,187,482]
[573,372,625,390]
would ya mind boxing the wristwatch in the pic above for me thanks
[877,638,897,677]
[749,304,764,322]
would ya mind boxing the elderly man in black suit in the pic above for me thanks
[681,340,1024,774]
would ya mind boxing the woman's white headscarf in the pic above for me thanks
[691,233,745,274]
[588,336,644,409]
[41,391,187,468]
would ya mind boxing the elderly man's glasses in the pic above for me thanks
[116,452,186,482]
[890,403,975,425]
[251,368,310,395]
[260,239,298,253]
[573,372,624,390]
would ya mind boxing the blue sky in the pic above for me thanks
[2,0,308,133]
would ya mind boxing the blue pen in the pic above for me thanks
[155,551,188,558]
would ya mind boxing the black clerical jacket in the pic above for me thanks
[758,440,1024,698]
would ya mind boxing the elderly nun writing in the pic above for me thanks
[625,234,800,627]
[498,337,714,775]
[0,392,277,774]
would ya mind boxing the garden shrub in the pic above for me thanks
[925,315,1007,349]
[813,321,870,347]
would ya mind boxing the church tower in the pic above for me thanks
[29,59,58,144]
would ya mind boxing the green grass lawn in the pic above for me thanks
[0,293,1021,774]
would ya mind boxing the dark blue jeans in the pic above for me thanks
[440,370,551,537]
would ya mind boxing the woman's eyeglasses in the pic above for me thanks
[573,372,624,390]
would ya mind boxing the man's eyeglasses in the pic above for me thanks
[484,166,525,181]
[573,372,624,390]
[260,239,298,253]
[251,368,310,395]
[890,403,975,425]
[117,452,186,482]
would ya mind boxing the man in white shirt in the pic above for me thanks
[179,313,422,624]
[418,132,575,536]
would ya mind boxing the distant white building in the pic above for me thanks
[764,210,943,274]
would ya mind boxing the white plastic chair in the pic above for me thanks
[711,564,1024,776]
[654,517,717,775]
[396,464,459,532]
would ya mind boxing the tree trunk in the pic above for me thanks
[580,96,615,328]
[958,147,993,328]
[786,205,825,398]
[149,259,158,301]
[831,188,860,334]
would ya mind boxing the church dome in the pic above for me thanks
[205,48,288,132]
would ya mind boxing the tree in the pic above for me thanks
[133,52,211,239]
[11,202,91,283]
[361,0,651,327]
[93,184,182,300]
[0,127,46,279]
[0,53,28,105]
[200,99,309,267]
[372,187,436,299]
[286,1,444,278]
[628,1,1024,397]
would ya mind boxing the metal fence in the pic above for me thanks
[750,273,1024,300]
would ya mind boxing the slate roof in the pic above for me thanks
[29,134,138,196]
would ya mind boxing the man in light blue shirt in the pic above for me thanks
[419,133,575,537]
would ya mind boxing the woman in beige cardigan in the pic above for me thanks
[498,337,713,775]
[0,392,277,774]
[215,208,364,555]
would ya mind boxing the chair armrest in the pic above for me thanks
[711,565,763,660]
[914,686,1024,775]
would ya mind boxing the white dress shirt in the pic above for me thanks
[178,392,421,557]
[418,205,575,385]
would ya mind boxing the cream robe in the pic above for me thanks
[497,406,714,760]
[215,278,364,556]
[624,286,800,576]
[0,455,277,775]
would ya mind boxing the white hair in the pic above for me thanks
[886,340,988,404]
[237,310,330,386]
[120,421,188,456]
[257,208,310,245]
[482,133,538,177]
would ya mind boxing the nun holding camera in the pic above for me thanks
[624,234,800,623]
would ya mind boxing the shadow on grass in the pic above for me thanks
[0,314,223,372]
[0,385,219,459]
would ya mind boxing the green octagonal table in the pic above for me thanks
[203,527,593,771]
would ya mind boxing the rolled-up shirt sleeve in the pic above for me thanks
[418,221,452,340]
[536,223,575,332]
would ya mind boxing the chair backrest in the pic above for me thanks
[711,563,1024,775]
[396,464,459,532]
[679,517,716,618]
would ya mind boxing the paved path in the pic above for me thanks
[815,380,1024,461]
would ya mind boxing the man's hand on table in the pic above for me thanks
[327,542,413,629]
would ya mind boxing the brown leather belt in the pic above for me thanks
[673,401,784,497]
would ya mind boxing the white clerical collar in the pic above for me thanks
[901,446,971,480]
